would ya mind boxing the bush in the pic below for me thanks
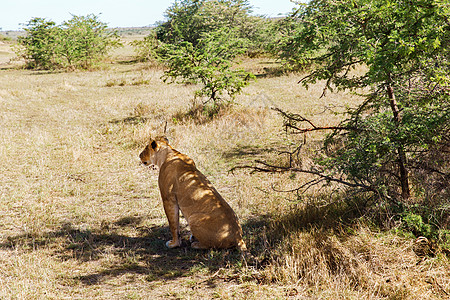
[160,27,255,114]
[0,33,12,41]
[131,33,159,62]
[403,212,432,238]
[16,18,59,69]
[17,15,121,70]
[156,0,273,55]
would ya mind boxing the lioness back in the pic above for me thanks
[140,137,246,251]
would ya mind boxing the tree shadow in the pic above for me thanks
[0,195,372,287]
[0,215,244,286]
[240,195,373,258]
[222,145,277,166]
[254,66,288,79]
[223,145,272,159]
[109,116,149,125]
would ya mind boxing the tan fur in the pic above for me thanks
[140,136,247,251]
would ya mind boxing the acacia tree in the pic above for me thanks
[58,14,120,69]
[160,27,254,113]
[17,18,59,69]
[156,0,271,53]
[17,15,120,70]
[262,0,450,205]
[155,0,260,115]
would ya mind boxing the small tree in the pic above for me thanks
[160,27,254,114]
[17,18,59,69]
[156,0,271,54]
[131,32,160,62]
[58,14,121,69]
[17,15,120,70]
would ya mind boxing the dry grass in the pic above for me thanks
[0,42,449,299]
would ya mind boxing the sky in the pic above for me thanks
[0,0,300,31]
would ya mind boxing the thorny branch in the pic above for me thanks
[231,159,376,193]
[230,107,378,196]
[272,107,355,134]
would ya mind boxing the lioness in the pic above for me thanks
[140,136,247,251]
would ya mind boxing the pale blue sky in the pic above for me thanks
[0,0,301,31]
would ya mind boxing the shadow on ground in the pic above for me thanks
[0,215,246,286]
[223,145,273,160]
[0,194,374,286]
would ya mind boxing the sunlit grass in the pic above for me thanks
[0,42,448,299]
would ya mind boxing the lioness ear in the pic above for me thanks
[151,140,157,149]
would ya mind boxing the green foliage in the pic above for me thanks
[156,0,272,54]
[268,5,310,70]
[17,18,59,69]
[400,210,450,248]
[131,32,160,62]
[277,0,450,89]
[321,104,449,199]
[160,27,254,111]
[17,15,121,70]
[402,212,432,238]
[0,33,12,41]
[279,0,450,201]
[156,0,205,45]
[58,15,121,69]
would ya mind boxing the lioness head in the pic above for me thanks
[139,136,169,168]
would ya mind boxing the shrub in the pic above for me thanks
[160,27,255,114]
[131,32,159,62]
[403,212,432,238]
[0,33,12,41]
[16,18,59,69]
[17,15,121,70]
[155,0,272,55]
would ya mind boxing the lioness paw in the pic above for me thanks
[165,240,181,248]
[191,241,208,249]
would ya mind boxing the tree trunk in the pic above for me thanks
[386,80,411,200]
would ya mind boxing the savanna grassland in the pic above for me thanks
[0,37,449,299]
